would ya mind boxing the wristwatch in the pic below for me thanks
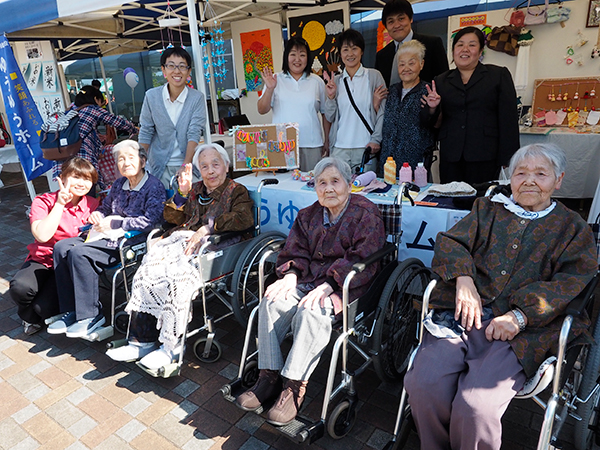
[512,309,526,332]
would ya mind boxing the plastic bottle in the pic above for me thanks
[414,162,428,187]
[353,171,377,187]
[399,162,412,184]
[383,157,397,184]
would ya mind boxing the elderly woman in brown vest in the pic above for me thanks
[106,143,253,369]
[404,143,597,450]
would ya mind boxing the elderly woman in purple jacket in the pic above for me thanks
[49,140,166,339]
[236,157,386,426]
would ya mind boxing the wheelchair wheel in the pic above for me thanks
[327,400,357,439]
[573,315,600,450]
[241,359,259,390]
[372,258,430,383]
[231,231,286,326]
[193,337,222,364]
[114,311,129,335]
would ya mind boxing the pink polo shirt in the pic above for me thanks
[26,192,99,268]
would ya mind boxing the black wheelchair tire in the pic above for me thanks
[372,258,429,383]
[114,311,130,335]
[231,231,286,326]
[327,400,357,439]
[241,359,260,390]
[574,313,600,450]
[193,337,222,364]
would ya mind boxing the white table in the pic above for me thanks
[520,128,600,198]
[236,172,468,266]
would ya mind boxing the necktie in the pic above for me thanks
[390,41,401,86]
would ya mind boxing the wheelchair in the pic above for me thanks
[220,182,432,443]
[383,273,600,450]
[106,178,286,377]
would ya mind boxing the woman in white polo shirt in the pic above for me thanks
[258,37,329,172]
[324,29,386,172]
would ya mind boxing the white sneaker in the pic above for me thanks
[139,344,182,370]
[106,342,156,362]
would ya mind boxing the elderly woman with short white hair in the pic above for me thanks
[404,143,597,450]
[50,140,166,339]
[378,39,437,175]
[106,143,254,369]
[236,157,386,426]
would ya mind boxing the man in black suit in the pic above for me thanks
[375,0,449,86]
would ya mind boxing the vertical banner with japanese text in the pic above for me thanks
[0,36,51,180]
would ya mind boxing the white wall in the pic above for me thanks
[230,15,284,125]
[448,0,600,105]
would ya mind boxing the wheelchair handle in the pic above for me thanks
[263,178,279,186]
[352,243,396,273]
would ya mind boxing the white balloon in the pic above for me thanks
[125,71,139,89]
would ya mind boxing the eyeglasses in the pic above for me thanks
[163,63,190,71]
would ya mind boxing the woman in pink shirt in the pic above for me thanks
[9,157,99,335]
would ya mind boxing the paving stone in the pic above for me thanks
[238,436,270,450]
[123,397,152,417]
[181,432,215,450]
[235,414,266,435]
[366,428,394,450]
[130,428,179,450]
[218,363,238,381]
[0,417,31,449]
[152,411,198,447]
[65,441,91,450]
[23,383,52,402]
[45,398,86,428]
[12,403,41,424]
[8,370,43,394]
[67,415,98,439]
[8,435,40,450]
[170,399,200,420]
[116,418,146,442]
[26,360,52,376]
[94,434,134,450]
[21,412,63,444]
[172,379,200,398]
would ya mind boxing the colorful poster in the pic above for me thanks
[240,29,274,92]
[0,36,52,180]
[377,22,393,52]
[232,122,299,171]
[26,62,41,90]
[288,8,346,76]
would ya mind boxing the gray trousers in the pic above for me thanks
[299,146,323,172]
[331,146,376,173]
[257,289,332,381]
[404,320,526,450]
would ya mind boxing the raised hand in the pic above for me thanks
[373,84,388,112]
[178,163,193,195]
[323,71,337,100]
[422,80,441,110]
[260,67,277,91]
[56,178,73,206]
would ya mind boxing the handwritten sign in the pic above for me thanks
[233,122,299,171]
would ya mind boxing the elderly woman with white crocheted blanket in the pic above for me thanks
[106,143,253,368]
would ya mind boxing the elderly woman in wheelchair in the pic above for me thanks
[106,143,254,369]
[235,157,386,426]
[49,140,166,338]
[402,143,598,450]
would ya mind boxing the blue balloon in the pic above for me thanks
[123,67,135,78]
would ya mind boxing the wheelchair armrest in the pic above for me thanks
[352,243,396,273]
[566,274,598,317]
[207,227,253,245]
[124,230,142,239]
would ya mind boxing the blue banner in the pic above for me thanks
[0,36,52,181]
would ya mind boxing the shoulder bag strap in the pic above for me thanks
[343,77,374,135]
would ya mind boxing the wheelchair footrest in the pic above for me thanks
[136,361,181,378]
[280,417,325,444]
[79,325,114,342]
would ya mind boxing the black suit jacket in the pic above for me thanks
[375,32,449,87]
[434,63,520,166]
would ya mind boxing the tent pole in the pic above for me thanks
[198,1,220,135]
[98,56,114,114]
[187,0,212,144]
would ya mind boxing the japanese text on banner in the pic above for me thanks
[0,36,51,180]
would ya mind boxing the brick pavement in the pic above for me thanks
[0,171,593,450]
